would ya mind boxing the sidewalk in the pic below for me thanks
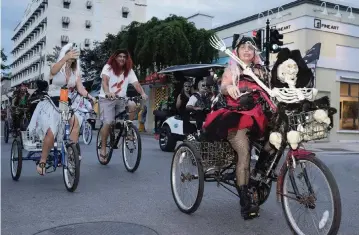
[139,131,358,153]
[302,142,359,153]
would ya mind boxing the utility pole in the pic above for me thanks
[265,19,270,68]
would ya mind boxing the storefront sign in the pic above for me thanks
[314,19,339,31]
[271,25,291,32]
[220,16,359,48]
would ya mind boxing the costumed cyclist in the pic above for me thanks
[98,49,148,163]
[203,35,276,220]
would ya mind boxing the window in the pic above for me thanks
[85,20,91,29]
[63,0,71,9]
[339,82,359,130]
[122,7,129,18]
[62,16,70,29]
[86,1,92,9]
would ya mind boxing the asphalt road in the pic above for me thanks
[1,131,359,235]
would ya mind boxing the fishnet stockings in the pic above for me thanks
[227,129,250,186]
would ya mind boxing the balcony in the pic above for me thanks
[12,32,46,70]
[85,20,91,29]
[12,0,48,42]
[12,17,47,57]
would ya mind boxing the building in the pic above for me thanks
[187,13,214,30]
[211,0,359,142]
[1,73,12,108]
[10,0,147,88]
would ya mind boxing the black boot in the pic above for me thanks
[238,185,259,220]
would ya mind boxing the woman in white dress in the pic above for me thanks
[28,43,95,175]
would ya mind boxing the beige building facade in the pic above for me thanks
[213,0,359,142]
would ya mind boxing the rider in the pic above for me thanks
[98,49,148,163]
[27,43,95,175]
[12,82,30,133]
[203,36,275,220]
[186,79,212,138]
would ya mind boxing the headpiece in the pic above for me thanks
[271,48,314,88]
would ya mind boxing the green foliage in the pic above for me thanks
[46,46,62,64]
[1,49,9,70]
[80,15,218,82]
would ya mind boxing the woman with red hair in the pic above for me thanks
[98,49,148,163]
[203,36,274,220]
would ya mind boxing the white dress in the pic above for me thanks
[27,68,82,141]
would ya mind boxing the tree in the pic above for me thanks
[46,46,62,65]
[1,49,9,70]
[81,15,218,82]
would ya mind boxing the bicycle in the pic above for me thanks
[79,110,95,145]
[10,92,84,192]
[171,89,342,234]
[96,95,142,172]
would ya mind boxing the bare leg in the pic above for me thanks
[128,101,136,121]
[69,116,81,159]
[37,129,55,175]
[100,123,111,162]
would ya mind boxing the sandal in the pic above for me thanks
[36,162,46,176]
[99,153,108,163]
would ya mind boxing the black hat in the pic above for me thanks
[271,48,314,88]
[114,49,129,55]
[233,34,258,50]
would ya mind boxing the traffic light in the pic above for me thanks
[252,29,263,51]
[269,29,283,53]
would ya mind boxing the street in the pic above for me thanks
[1,132,359,235]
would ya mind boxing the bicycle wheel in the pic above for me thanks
[280,154,342,235]
[4,120,9,143]
[122,123,142,172]
[63,143,80,192]
[10,139,22,181]
[171,142,204,214]
[82,121,93,145]
[96,125,112,165]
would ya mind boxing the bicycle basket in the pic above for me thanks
[190,141,236,170]
[21,130,43,151]
[287,110,329,142]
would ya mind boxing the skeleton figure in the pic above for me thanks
[277,59,299,88]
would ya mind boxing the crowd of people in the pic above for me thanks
[4,34,313,220]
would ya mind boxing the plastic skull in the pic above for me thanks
[277,59,299,88]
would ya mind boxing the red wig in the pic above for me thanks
[106,49,133,78]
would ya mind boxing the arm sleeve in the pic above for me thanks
[128,69,139,84]
[186,95,198,107]
[100,64,111,78]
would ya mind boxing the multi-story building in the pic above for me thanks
[209,0,359,142]
[1,73,12,108]
[10,0,147,88]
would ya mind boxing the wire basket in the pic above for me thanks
[287,110,330,142]
[21,130,43,151]
[190,140,236,170]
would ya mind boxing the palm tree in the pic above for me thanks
[46,46,61,65]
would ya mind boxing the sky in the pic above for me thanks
[1,0,359,64]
